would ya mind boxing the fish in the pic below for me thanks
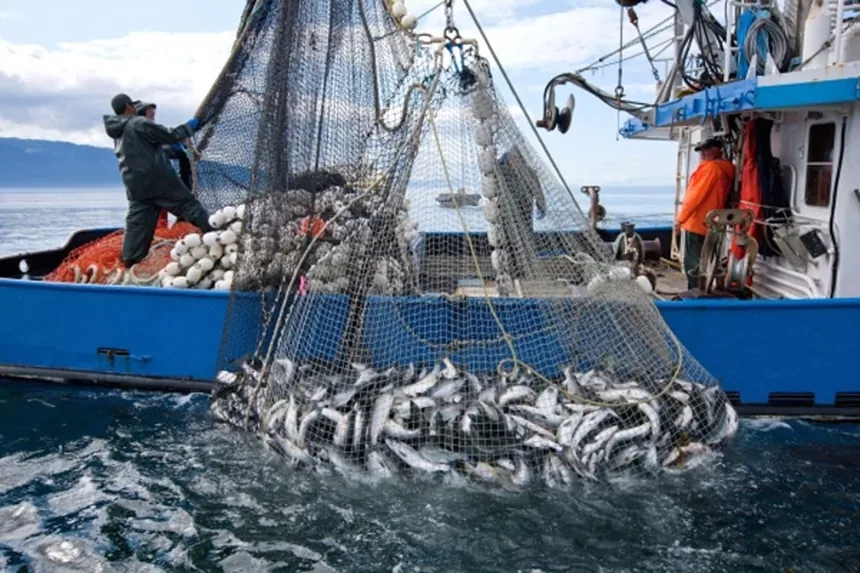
[523,435,564,452]
[352,406,366,450]
[212,356,737,487]
[321,408,351,448]
[462,461,502,482]
[442,357,458,379]
[602,422,651,462]
[366,450,395,478]
[369,392,395,446]
[385,439,451,473]
[297,409,320,447]
[399,366,440,397]
[499,386,536,407]
[384,419,422,440]
[535,386,559,413]
[511,456,532,486]
[556,412,583,446]
[581,425,619,458]
[430,378,465,401]
[570,410,614,455]
[284,395,300,443]
[507,414,555,439]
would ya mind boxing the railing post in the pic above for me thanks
[834,0,845,64]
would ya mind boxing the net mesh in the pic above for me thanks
[193,0,739,486]
[44,220,205,286]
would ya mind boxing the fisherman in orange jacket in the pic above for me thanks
[675,138,735,289]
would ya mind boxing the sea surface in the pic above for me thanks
[0,187,859,572]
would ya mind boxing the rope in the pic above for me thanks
[743,15,789,75]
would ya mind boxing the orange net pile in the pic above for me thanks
[44,219,203,286]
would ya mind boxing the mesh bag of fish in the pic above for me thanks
[197,0,739,487]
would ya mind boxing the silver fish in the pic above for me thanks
[556,412,583,446]
[367,450,395,478]
[321,408,350,448]
[674,405,694,429]
[419,446,467,465]
[563,366,581,395]
[430,378,465,401]
[570,409,614,454]
[548,454,574,485]
[463,462,501,482]
[478,386,497,404]
[466,372,482,395]
[385,439,451,473]
[442,357,458,379]
[581,425,618,458]
[399,366,439,397]
[369,392,394,446]
[284,395,300,443]
[562,402,601,414]
[384,419,422,440]
[610,444,645,470]
[263,398,290,433]
[352,407,366,450]
[355,367,379,388]
[271,358,297,386]
[324,448,360,476]
[297,409,320,447]
[495,458,516,472]
[309,386,327,402]
[637,402,661,440]
[523,435,564,452]
[535,386,559,413]
[411,396,436,410]
[512,456,532,485]
[331,388,357,409]
[499,386,535,407]
[271,434,313,466]
[507,414,555,439]
[602,422,650,462]
[597,387,654,403]
[508,405,566,428]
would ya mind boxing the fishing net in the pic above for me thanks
[201,0,738,486]
[44,220,204,286]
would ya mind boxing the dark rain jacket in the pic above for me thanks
[103,114,195,201]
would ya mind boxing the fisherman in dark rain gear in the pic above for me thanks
[135,101,193,227]
[104,93,212,268]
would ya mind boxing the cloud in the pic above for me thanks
[0,31,233,146]
[0,1,677,187]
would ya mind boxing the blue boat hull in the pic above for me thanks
[1,227,857,416]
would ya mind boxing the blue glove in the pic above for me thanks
[170,142,185,154]
[536,208,546,220]
[186,118,200,131]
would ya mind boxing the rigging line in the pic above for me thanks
[576,0,722,74]
[580,37,675,73]
[459,0,590,225]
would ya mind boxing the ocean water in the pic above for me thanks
[0,187,859,572]
[0,186,675,258]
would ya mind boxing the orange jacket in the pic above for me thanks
[677,158,734,236]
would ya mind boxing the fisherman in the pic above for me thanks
[104,93,212,268]
[495,146,547,279]
[135,101,193,226]
[675,137,735,289]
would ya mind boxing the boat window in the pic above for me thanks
[804,122,836,208]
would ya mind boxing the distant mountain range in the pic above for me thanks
[0,138,123,187]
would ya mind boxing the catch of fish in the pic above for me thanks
[211,357,738,486]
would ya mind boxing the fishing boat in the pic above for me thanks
[1,0,859,419]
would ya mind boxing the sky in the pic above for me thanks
[0,0,682,186]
